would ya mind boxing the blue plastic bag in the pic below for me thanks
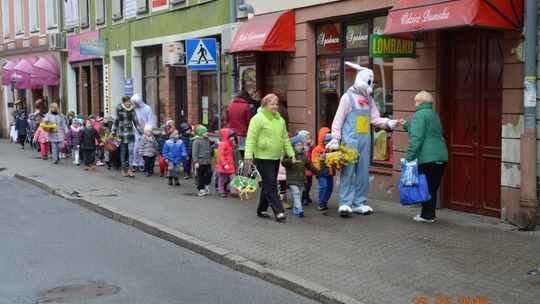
[400,158,419,186]
[399,174,431,205]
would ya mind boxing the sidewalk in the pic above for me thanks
[1,140,539,304]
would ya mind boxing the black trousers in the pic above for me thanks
[418,162,446,220]
[255,159,284,215]
[143,156,156,174]
[197,164,213,190]
[82,149,96,166]
[17,134,26,147]
[302,176,313,200]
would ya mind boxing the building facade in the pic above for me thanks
[0,0,62,137]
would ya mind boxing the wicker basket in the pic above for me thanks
[104,142,118,152]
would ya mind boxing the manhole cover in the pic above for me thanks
[39,283,120,302]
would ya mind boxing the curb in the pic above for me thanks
[14,173,365,304]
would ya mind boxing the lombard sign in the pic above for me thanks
[370,34,416,58]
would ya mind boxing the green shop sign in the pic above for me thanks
[370,34,416,58]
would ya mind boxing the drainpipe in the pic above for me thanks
[230,0,239,94]
[519,0,538,230]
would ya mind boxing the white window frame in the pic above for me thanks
[79,0,89,28]
[29,0,40,33]
[2,0,10,39]
[46,0,58,30]
[14,0,23,36]
[95,0,105,25]
[112,0,124,21]
[136,0,148,14]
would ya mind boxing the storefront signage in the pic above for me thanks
[104,64,111,115]
[345,23,369,49]
[317,23,341,54]
[124,78,134,97]
[370,35,416,58]
[167,41,185,66]
[80,37,106,57]
[318,32,340,47]
[400,7,450,26]
[68,31,102,62]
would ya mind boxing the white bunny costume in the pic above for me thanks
[327,62,398,217]
[131,93,154,168]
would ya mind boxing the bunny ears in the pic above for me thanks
[344,61,367,71]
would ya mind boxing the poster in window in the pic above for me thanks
[240,65,256,96]
[152,0,169,12]
[318,58,339,93]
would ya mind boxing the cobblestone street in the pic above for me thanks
[1,140,539,304]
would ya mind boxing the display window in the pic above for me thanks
[316,15,394,169]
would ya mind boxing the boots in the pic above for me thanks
[127,167,135,177]
[280,193,292,209]
[174,177,180,186]
[168,177,173,185]
[121,167,129,177]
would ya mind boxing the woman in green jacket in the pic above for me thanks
[401,91,448,222]
[245,93,295,222]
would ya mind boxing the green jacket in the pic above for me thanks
[245,108,294,160]
[403,103,448,164]
[281,154,319,185]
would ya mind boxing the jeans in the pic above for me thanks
[289,184,304,210]
[143,155,156,174]
[120,143,134,168]
[218,173,235,194]
[418,162,446,220]
[51,142,60,162]
[255,159,284,215]
[196,164,213,190]
[72,148,80,164]
[317,176,334,204]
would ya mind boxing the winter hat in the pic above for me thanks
[290,136,303,147]
[195,125,207,137]
[169,130,179,139]
[166,120,174,127]
[323,134,332,144]
[144,125,153,132]
[71,118,80,125]
[180,122,191,133]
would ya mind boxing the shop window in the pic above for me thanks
[29,0,39,33]
[46,0,59,29]
[199,71,226,133]
[142,47,165,127]
[2,0,9,38]
[96,0,105,25]
[316,16,394,170]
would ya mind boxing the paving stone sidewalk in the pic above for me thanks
[1,140,539,304]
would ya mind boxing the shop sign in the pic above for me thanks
[80,37,106,57]
[104,64,111,115]
[400,7,450,26]
[345,23,369,49]
[370,34,416,58]
[68,30,102,62]
[152,0,169,12]
[317,23,341,54]
[167,41,185,66]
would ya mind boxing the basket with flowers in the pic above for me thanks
[316,144,359,170]
[39,122,58,133]
[104,136,121,151]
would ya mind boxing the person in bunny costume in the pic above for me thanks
[131,93,154,171]
[326,62,399,217]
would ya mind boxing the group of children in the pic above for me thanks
[17,108,339,218]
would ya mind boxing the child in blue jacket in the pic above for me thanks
[163,130,188,186]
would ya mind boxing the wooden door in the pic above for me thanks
[442,30,503,217]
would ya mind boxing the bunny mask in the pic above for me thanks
[345,62,374,97]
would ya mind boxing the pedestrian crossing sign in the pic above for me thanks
[186,38,217,70]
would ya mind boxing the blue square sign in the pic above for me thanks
[186,38,217,71]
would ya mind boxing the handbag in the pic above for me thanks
[231,161,261,200]
[399,174,431,205]
[400,158,419,186]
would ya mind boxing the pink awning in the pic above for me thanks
[0,59,19,86]
[32,56,59,86]
[13,58,38,89]
[0,56,60,88]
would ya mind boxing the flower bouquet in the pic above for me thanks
[39,122,58,133]
[317,144,359,170]
[104,136,121,151]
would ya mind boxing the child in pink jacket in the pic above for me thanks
[33,117,49,160]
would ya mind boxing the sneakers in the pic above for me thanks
[280,194,292,209]
[294,207,304,218]
[317,203,328,211]
[96,160,105,166]
[352,205,373,215]
[413,215,435,223]
[197,189,209,196]
[338,205,353,217]
[205,186,211,194]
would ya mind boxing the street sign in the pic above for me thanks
[186,38,217,70]
[125,78,134,97]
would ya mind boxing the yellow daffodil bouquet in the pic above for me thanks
[39,121,58,133]
[317,144,359,170]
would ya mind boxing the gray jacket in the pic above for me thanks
[192,137,212,165]
[44,112,68,143]
[138,136,158,157]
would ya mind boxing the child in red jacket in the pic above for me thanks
[217,128,236,197]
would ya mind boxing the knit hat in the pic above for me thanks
[144,125,153,132]
[179,122,191,133]
[290,136,303,147]
[195,125,207,137]
[323,134,332,143]
[170,130,179,139]
[72,118,80,125]
[166,119,174,127]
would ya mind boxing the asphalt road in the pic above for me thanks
[0,175,317,304]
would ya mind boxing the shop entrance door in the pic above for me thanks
[174,76,188,125]
[442,29,503,217]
